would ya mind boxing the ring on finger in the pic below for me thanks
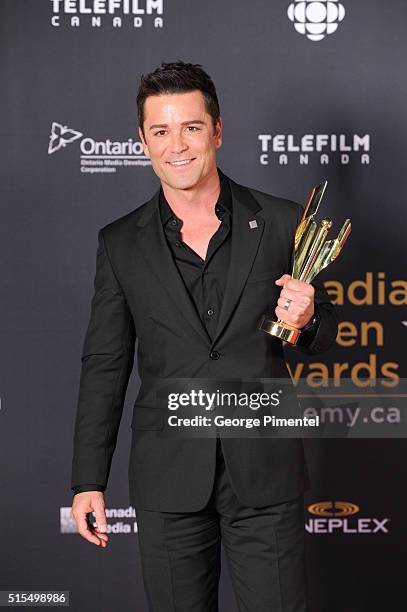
[283,298,292,311]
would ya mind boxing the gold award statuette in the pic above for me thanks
[258,180,351,345]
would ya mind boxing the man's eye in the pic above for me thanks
[187,126,200,132]
[154,130,166,136]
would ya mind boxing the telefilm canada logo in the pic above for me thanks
[287,0,345,42]
[50,0,164,29]
[306,500,390,534]
[257,133,370,166]
[48,121,151,173]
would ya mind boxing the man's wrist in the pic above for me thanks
[296,305,321,348]
[302,309,320,333]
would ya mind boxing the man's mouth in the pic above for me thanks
[166,158,196,167]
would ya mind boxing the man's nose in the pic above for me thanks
[170,131,188,154]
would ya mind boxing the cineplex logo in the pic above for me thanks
[258,133,370,166]
[61,502,389,535]
[50,0,164,29]
[48,121,151,173]
[306,501,390,534]
[287,0,345,42]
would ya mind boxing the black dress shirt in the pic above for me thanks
[72,168,319,496]
[159,168,232,341]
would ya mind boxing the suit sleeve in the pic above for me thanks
[71,229,136,492]
[291,203,339,355]
[72,484,105,495]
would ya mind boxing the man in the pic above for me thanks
[71,61,338,611]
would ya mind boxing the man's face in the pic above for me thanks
[139,90,222,191]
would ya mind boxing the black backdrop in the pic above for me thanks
[1,1,406,610]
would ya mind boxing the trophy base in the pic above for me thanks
[258,315,301,345]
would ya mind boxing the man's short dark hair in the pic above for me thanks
[137,60,220,137]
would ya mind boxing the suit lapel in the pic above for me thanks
[134,173,265,347]
[210,177,265,346]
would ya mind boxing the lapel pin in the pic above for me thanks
[249,220,258,229]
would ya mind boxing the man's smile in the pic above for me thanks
[166,158,196,167]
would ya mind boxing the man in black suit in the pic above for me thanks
[71,61,338,611]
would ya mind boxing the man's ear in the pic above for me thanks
[138,126,150,158]
[215,117,222,149]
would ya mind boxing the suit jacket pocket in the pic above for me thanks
[131,405,164,430]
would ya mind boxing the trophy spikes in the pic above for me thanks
[258,179,352,345]
[303,218,351,283]
[293,180,328,278]
[293,180,351,283]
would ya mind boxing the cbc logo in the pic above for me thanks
[308,501,359,516]
[287,0,345,42]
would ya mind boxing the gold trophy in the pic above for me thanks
[258,180,351,345]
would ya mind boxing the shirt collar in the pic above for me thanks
[159,167,232,225]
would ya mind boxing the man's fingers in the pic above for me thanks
[76,513,103,546]
[93,500,109,544]
[286,278,315,294]
[275,275,315,295]
[275,274,292,286]
[71,492,109,547]
[94,500,108,534]
[277,293,311,308]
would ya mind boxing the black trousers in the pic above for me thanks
[135,438,307,612]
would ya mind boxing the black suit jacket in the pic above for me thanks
[71,171,338,511]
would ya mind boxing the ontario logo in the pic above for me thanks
[306,500,390,534]
[48,122,83,154]
[287,0,345,42]
[48,121,151,174]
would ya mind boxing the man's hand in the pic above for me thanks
[71,491,109,548]
[275,274,314,329]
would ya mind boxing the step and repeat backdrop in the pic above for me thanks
[1,1,406,610]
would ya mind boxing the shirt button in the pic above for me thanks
[210,350,220,360]
[175,241,181,247]
[171,218,178,226]
[207,308,214,316]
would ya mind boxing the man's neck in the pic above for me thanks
[161,168,221,220]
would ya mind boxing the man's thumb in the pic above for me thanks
[275,274,291,286]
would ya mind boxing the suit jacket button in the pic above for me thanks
[210,350,220,360]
